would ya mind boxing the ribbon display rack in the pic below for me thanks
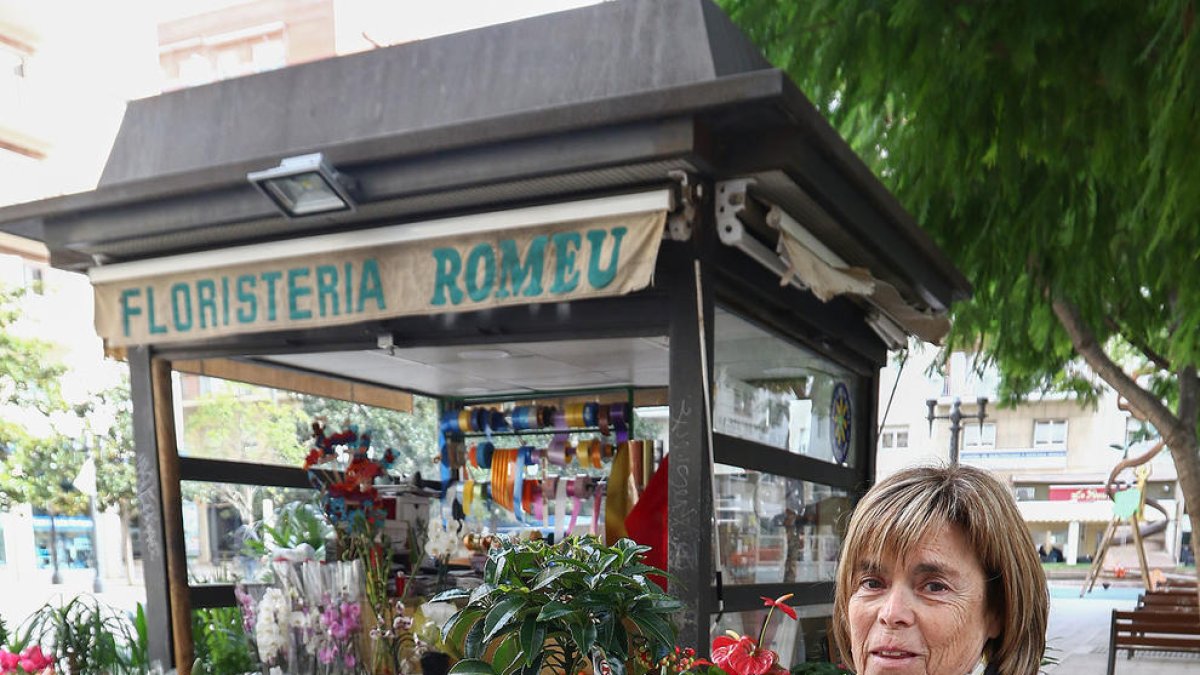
[438,396,640,540]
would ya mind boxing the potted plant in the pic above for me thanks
[435,536,682,675]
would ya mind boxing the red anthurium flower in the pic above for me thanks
[761,593,797,620]
[711,633,778,675]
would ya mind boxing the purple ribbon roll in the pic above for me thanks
[472,408,489,433]
[609,403,629,443]
[490,409,508,432]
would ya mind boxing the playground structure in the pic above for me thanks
[1082,400,1179,596]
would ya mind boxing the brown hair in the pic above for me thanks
[832,465,1048,675]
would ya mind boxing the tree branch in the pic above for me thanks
[1104,316,1173,372]
[1180,366,1199,438]
[1051,297,1184,440]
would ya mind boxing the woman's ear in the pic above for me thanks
[986,611,1001,640]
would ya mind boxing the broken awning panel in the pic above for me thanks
[777,224,951,345]
[90,192,669,347]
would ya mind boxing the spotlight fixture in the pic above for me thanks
[247,153,356,217]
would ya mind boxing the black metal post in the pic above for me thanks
[948,399,962,465]
[128,347,174,667]
[664,238,715,652]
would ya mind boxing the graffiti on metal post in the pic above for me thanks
[135,452,162,563]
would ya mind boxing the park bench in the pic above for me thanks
[1108,610,1200,675]
[1137,590,1200,612]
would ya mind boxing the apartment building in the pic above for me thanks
[876,345,1188,568]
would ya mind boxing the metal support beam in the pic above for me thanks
[128,348,173,667]
[664,233,716,651]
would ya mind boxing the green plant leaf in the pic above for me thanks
[519,615,546,666]
[629,611,674,650]
[495,631,529,674]
[536,602,574,622]
[443,606,485,654]
[470,583,496,604]
[531,565,574,590]
[432,588,472,603]
[568,620,598,655]
[449,658,499,675]
[465,613,488,659]
[482,596,527,645]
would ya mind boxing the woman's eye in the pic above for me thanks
[859,577,884,590]
[923,581,949,593]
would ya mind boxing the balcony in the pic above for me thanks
[960,446,1067,470]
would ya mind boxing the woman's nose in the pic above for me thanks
[877,585,915,627]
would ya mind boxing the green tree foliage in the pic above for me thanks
[181,386,310,525]
[0,434,87,515]
[297,394,438,476]
[719,0,1200,559]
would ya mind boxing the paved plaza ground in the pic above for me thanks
[1046,583,1200,674]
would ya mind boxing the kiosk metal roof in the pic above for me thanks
[0,0,969,319]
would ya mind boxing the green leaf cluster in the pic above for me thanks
[190,606,257,674]
[436,536,681,675]
[240,499,332,558]
[6,596,148,673]
[719,0,1200,395]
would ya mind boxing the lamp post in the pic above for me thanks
[49,506,62,584]
[74,439,104,593]
[926,397,989,464]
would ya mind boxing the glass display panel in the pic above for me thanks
[174,373,436,471]
[715,465,851,585]
[712,308,862,466]
[710,605,836,668]
[181,481,318,584]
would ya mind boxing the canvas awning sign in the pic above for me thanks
[90,191,669,347]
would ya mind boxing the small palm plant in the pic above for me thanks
[435,536,681,675]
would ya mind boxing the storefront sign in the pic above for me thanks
[1048,486,1108,502]
[93,210,666,346]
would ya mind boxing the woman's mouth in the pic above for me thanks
[873,650,917,658]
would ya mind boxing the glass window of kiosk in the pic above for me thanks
[712,309,863,467]
[715,464,851,585]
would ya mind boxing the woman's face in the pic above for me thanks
[847,524,999,675]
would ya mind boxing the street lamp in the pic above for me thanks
[926,396,989,464]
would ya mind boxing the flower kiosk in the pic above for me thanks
[0,1,968,672]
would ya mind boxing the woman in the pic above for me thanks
[833,465,1048,675]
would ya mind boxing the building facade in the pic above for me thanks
[876,345,1188,569]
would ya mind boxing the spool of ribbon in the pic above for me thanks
[458,410,473,435]
[539,406,556,429]
[490,409,508,433]
[598,405,611,436]
[609,403,629,443]
[475,441,494,469]
[554,476,568,542]
[511,406,537,431]
[512,446,534,522]
[463,479,475,513]
[566,476,592,535]
[440,409,464,435]
[547,409,572,467]
[590,439,603,469]
[583,402,599,427]
[468,444,479,469]
[472,408,489,433]
[590,480,605,536]
[565,403,587,428]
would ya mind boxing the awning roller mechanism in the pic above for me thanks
[715,179,950,348]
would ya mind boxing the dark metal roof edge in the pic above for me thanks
[0,69,788,230]
[778,79,972,301]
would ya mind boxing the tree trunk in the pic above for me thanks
[1051,298,1200,590]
